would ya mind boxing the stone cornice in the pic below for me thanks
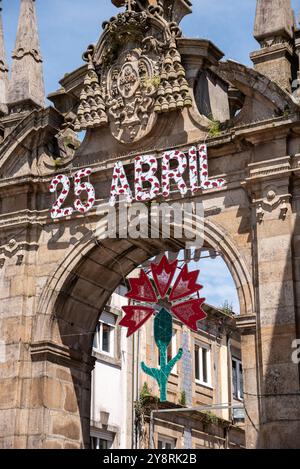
[30,340,96,372]
[235,314,257,333]
[250,41,294,63]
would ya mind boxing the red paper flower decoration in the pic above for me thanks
[120,255,207,337]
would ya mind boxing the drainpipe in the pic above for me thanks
[132,323,135,448]
[136,329,140,449]
[227,335,233,422]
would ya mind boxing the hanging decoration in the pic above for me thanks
[109,161,133,206]
[119,255,207,402]
[49,168,95,219]
[109,143,226,205]
[135,155,160,202]
[49,144,226,217]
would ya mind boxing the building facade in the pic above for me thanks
[0,0,300,449]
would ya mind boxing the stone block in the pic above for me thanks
[0,378,18,409]
[51,412,81,441]
[42,439,64,449]
[63,384,79,413]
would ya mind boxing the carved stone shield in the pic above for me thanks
[106,48,159,144]
[75,8,192,143]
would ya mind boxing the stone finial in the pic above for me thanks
[251,0,296,91]
[111,0,192,24]
[74,56,108,131]
[8,0,45,109]
[254,0,294,43]
[0,0,8,113]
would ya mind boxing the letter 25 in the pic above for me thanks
[49,168,95,219]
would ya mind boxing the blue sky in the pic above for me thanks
[3,0,299,314]
[198,255,239,313]
[3,0,300,100]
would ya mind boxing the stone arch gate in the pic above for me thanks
[33,218,254,449]
[1,0,300,450]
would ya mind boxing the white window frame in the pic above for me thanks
[232,357,243,401]
[194,342,212,388]
[93,312,116,357]
[157,435,176,450]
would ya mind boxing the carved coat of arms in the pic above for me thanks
[74,5,192,144]
[106,48,160,143]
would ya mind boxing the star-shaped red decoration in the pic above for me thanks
[119,255,207,337]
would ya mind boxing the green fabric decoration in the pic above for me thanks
[141,308,183,402]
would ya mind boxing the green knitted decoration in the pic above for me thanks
[141,308,183,402]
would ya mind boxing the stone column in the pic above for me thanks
[245,154,300,448]
[28,342,95,449]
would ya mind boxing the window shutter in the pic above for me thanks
[100,311,116,326]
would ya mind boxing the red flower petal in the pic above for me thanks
[126,270,157,303]
[151,255,177,299]
[120,306,155,337]
[169,264,203,301]
[171,298,206,331]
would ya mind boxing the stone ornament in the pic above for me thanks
[74,3,192,143]
[74,54,108,131]
[253,185,291,224]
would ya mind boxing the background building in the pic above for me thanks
[90,259,245,449]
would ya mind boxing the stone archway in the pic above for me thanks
[2,0,300,451]
[29,216,254,448]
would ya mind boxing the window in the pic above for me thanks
[158,436,176,450]
[90,430,114,449]
[232,358,243,400]
[194,343,212,387]
[158,330,178,374]
[93,312,116,356]
[90,436,112,450]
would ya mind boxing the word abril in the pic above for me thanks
[49,144,225,219]
[109,144,225,205]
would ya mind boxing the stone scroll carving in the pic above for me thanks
[74,5,192,144]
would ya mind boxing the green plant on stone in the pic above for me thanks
[220,300,233,316]
[208,114,221,138]
[179,390,186,406]
[140,382,152,401]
